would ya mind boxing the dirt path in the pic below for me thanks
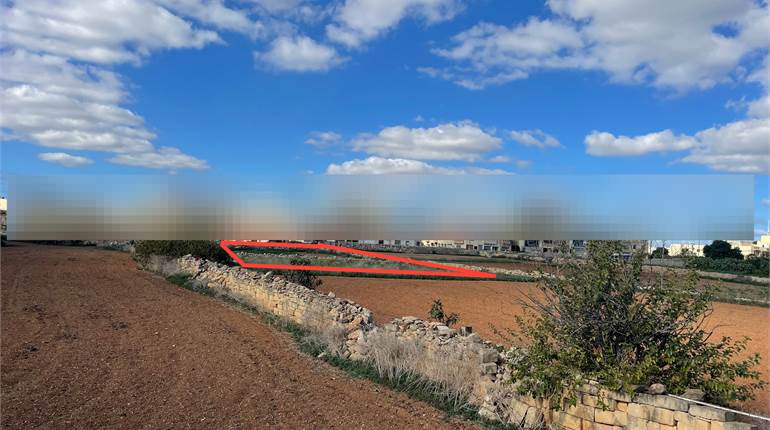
[319,276,770,413]
[0,244,480,430]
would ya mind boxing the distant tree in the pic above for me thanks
[703,240,743,260]
[651,247,668,258]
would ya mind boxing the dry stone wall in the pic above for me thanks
[166,256,757,430]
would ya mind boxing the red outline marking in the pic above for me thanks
[219,241,496,279]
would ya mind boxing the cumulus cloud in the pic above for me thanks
[351,121,502,161]
[585,130,696,156]
[425,0,769,91]
[109,147,209,170]
[0,0,225,170]
[326,0,463,48]
[585,120,769,173]
[255,35,346,71]
[38,152,94,167]
[326,156,511,175]
[681,119,770,173]
[509,129,562,149]
[1,0,222,65]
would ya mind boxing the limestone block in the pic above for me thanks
[634,394,690,412]
[614,410,628,426]
[628,404,654,420]
[553,411,582,430]
[689,405,734,422]
[617,402,628,412]
[652,407,676,425]
[711,422,755,430]
[627,416,650,430]
[595,409,615,425]
[565,404,595,421]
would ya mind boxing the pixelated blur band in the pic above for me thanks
[8,174,752,240]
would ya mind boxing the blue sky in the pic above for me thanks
[1,0,768,237]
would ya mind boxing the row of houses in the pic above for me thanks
[334,239,648,257]
[668,235,770,258]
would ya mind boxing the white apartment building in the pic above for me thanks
[668,243,705,257]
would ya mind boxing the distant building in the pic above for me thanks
[0,197,6,238]
[421,239,463,248]
[668,243,705,257]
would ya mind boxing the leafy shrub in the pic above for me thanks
[507,241,765,408]
[429,299,460,327]
[133,240,233,265]
[686,255,768,277]
[650,247,668,258]
[703,240,743,259]
[276,257,323,290]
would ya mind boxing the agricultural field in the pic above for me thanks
[0,244,480,429]
[318,275,770,414]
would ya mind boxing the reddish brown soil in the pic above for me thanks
[319,276,770,413]
[0,244,481,430]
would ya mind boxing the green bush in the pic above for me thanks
[275,257,323,290]
[686,255,768,277]
[506,241,765,408]
[133,240,233,265]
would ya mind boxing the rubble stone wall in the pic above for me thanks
[168,256,755,430]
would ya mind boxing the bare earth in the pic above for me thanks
[0,244,481,430]
[319,276,770,413]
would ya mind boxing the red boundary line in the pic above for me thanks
[219,241,496,279]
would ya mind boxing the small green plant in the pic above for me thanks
[429,299,460,327]
[507,241,766,408]
[133,240,233,265]
[276,257,323,290]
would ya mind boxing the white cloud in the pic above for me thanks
[1,1,218,170]
[0,52,155,154]
[109,147,209,170]
[38,152,94,167]
[426,0,770,91]
[585,119,770,173]
[509,129,562,148]
[326,156,511,175]
[488,155,510,163]
[681,119,770,173]
[155,0,265,36]
[255,35,345,71]
[326,0,462,48]
[585,130,696,156]
[1,0,222,65]
[352,121,502,161]
[305,131,342,147]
